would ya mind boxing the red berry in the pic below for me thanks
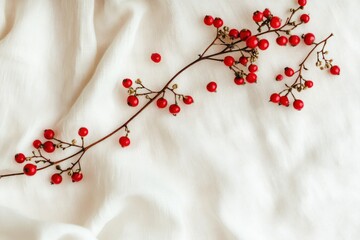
[284,67,295,77]
[239,56,248,66]
[248,64,258,73]
[234,77,245,85]
[246,73,257,83]
[229,29,239,39]
[280,96,290,107]
[206,82,217,92]
[276,74,284,81]
[270,16,281,29]
[330,65,340,75]
[289,35,301,46]
[23,163,37,176]
[71,172,83,182]
[305,80,313,88]
[300,14,310,23]
[119,136,130,147]
[304,33,315,45]
[258,39,269,50]
[169,104,181,115]
[151,53,161,63]
[78,127,88,137]
[270,93,281,103]
[15,153,26,164]
[246,36,259,49]
[213,17,223,28]
[122,78,132,88]
[44,129,55,139]
[252,11,264,22]
[239,29,251,40]
[293,99,304,110]
[298,0,307,7]
[51,173,62,184]
[183,96,194,105]
[127,95,139,107]
[276,36,288,46]
[156,97,168,108]
[204,15,214,26]
[43,141,55,153]
[263,8,271,18]
[33,139,42,149]
[224,56,235,67]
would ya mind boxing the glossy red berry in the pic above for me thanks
[270,93,281,103]
[239,29,251,40]
[71,172,83,182]
[252,11,264,22]
[156,98,168,108]
[270,16,281,29]
[246,73,257,83]
[276,74,284,81]
[169,104,181,115]
[44,129,55,139]
[305,80,314,88]
[206,82,217,92]
[304,33,315,45]
[284,67,295,77]
[23,163,37,176]
[289,35,301,46]
[263,8,271,18]
[15,153,26,163]
[300,14,310,23]
[33,139,42,149]
[122,78,132,88]
[204,15,214,26]
[246,36,259,49]
[213,17,223,28]
[119,136,130,147]
[223,56,235,67]
[78,127,88,137]
[293,99,304,110]
[298,0,307,7]
[239,56,248,66]
[127,95,139,107]
[330,65,340,75]
[258,39,269,50]
[43,141,55,153]
[279,96,290,107]
[229,29,239,39]
[248,64,258,73]
[234,77,245,85]
[51,173,62,184]
[151,53,161,63]
[276,36,288,46]
[183,96,194,105]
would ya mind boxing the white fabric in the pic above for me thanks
[0,0,359,239]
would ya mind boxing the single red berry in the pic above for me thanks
[270,93,281,103]
[305,80,314,88]
[151,53,161,63]
[122,78,132,88]
[156,98,168,108]
[276,36,288,46]
[298,0,307,7]
[127,95,139,107]
[330,65,340,75]
[248,64,258,73]
[43,141,55,153]
[234,77,245,85]
[183,96,194,105]
[239,56,248,66]
[206,82,217,92]
[78,127,88,137]
[304,33,315,45]
[252,11,264,22]
[44,129,55,139]
[169,104,181,115]
[204,15,214,26]
[23,163,37,176]
[293,99,304,110]
[246,36,259,49]
[33,139,42,149]
[280,96,290,107]
[71,172,83,182]
[224,56,235,67]
[15,153,26,164]
[51,173,62,184]
[258,39,269,50]
[213,17,223,28]
[119,136,131,147]
[229,29,239,39]
[284,67,295,77]
[246,73,257,83]
[276,74,284,81]
[289,35,301,46]
[270,16,281,29]
[263,8,271,18]
[300,14,310,23]
[239,29,251,40]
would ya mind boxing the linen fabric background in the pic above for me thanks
[0,0,359,239]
